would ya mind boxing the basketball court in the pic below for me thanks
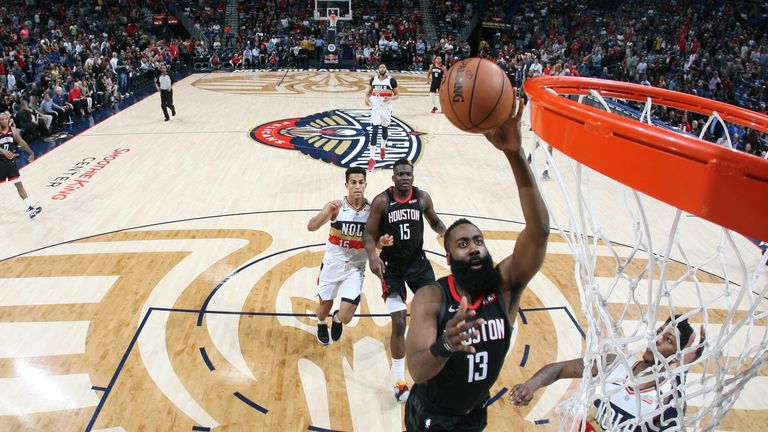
[0,68,765,432]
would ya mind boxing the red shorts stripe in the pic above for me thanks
[327,235,364,249]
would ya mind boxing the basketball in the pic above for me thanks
[440,57,515,133]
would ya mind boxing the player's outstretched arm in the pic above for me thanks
[509,358,585,407]
[307,200,341,231]
[407,289,485,383]
[364,193,387,279]
[483,89,549,310]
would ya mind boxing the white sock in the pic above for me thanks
[332,312,341,323]
[23,198,32,209]
[430,93,437,107]
[392,357,405,382]
[316,313,327,325]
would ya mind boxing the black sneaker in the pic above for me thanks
[317,323,330,345]
[27,206,42,219]
[331,310,343,342]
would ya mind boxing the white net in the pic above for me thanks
[525,92,768,431]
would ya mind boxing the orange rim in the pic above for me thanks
[523,76,768,242]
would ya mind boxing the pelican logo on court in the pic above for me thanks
[248,109,424,169]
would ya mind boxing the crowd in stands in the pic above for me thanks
[0,0,199,143]
[177,0,433,70]
[3,0,764,155]
[477,0,767,155]
[432,0,476,43]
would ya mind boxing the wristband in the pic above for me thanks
[429,333,454,358]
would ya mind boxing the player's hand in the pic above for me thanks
[324,200,341,216]
[482,88,524,152]
[369,255,385,280]
[683,325,706,365]
[443,296,485,354]
[27,152,35,162]
[364,96,371,107]
[0,149,10,160]
[509,383,535,407]
[377,234,394,249]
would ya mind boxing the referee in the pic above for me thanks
[155,65,176,121]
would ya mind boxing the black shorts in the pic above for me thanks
[430,80,441,93]
[0,159,20,183]
[405,389,488,432]
[381,252,435,302]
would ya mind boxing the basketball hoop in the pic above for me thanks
[328,13,338,28]
[525,76,768,242]
[522,76,768,431]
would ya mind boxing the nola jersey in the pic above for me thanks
[369,75,398,107]
[412,275,511,414]
[583,362,673,432]
[0,128,17,161]
[325,197,371,266]
[378,186,425,266]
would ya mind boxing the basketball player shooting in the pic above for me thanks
[364,63,399,171]
[509,317,706,431]
[404,89,549,431]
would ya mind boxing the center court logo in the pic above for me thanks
[248,109,425,169]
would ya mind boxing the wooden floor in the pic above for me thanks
[0,70,765,432]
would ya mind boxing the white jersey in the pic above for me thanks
[585,361,673,432]
[369,75,398,108]
[324,197,371,266]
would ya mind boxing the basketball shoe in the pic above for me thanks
[367,158,375,172]
[331,310,343,342]
[380,142,386,159]
[27,206,42,219]
[431,107,437,113]
[394,381,410,403]
[316,323,330,345]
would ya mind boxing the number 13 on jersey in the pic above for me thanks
[467,352,488,382]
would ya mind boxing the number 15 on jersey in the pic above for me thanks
[399,224,410,240]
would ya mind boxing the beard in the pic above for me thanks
[450,253,499,300]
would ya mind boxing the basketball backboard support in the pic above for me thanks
[314,0,352,22]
